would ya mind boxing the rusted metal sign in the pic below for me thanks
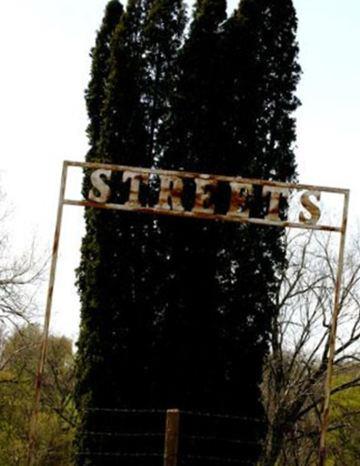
[28,160,349,466]
[64,161,347,232]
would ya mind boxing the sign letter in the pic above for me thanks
[193,178,216,215]
[299,191,321,225]
[229,182,253,219]
[88,169,112,203]
[263,186,290,222]
[157,176,184,211]
[123,171,150,208]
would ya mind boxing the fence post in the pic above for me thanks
[164,409,180,466]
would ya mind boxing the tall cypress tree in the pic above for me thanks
[154,2,242,463]
[75,2,150,463]
[155,0,227,406]
[222,4,301,463]
[154,0,301,463]
[75,1,186,464]
[212,0,301,462]
[129,0,187,407]
[215,0,301,405]
[75,3,125,464]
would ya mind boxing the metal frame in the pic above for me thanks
[27,161,350,466]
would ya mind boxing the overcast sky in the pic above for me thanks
[0,0,359,339]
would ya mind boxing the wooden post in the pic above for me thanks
[164,409,180,466]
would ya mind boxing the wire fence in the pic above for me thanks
[75,408,266,465]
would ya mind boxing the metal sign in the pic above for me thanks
[65,161,345,233]
[28,161,350,466]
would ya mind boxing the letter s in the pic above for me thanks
[299,191,321,225]
[88,169,112,203]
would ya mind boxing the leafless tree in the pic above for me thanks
[0,191,77,466]
[0,192,45,375]
[261,231,360,466]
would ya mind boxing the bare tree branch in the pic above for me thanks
[261,230,360,466]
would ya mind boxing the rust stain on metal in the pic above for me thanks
[65,160,349,195]
[63,199,343,233]
[62,162,349,232]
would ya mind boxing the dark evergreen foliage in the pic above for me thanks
[154,0,227,401]
[221,0,300,181]
[75,3,126,464]
[216,0,301,461]
[84,0,124,164]
[75,0,300,464]
[154,0,301,463]
[75,1,186,464]
[142,0,187,163]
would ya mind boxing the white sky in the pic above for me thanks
[0,0,359,340]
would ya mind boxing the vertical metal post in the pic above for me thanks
[319,191,350,466]
[164,409,180,466]
[27,162,68,466]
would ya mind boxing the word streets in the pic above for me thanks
[87,167,321,227]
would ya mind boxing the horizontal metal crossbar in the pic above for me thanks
[64,160,349,195]
[63,160,348,233]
